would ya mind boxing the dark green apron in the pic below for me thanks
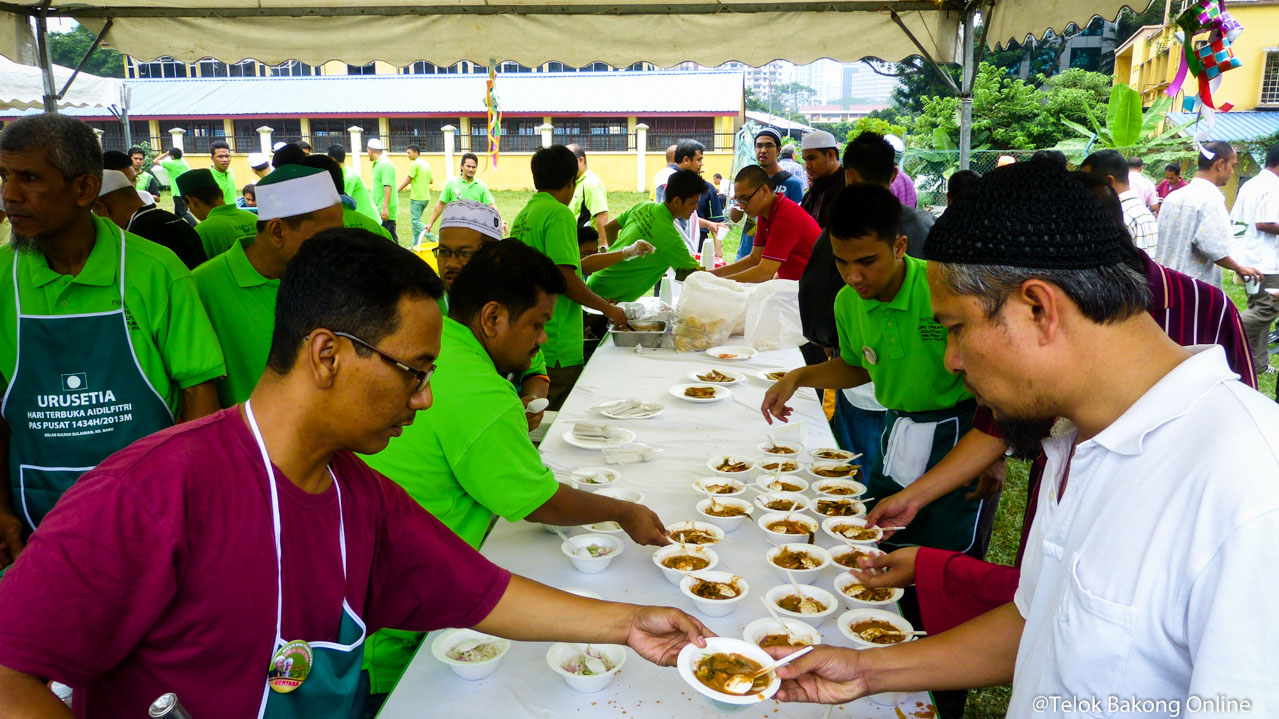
[2,229,172,534]
[864,399,982,553]
[245,401,367,719]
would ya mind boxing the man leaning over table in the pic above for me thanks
[0,115,223,559]
[360,238,671,710]
[0,229,710,719]
[713,164,818,283]
[762,159,1279,719]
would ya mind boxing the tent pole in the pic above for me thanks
[57,18,113,100]
[33,2,57,114]
[958,7,976,171]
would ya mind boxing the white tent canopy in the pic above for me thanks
[0,55,121,111]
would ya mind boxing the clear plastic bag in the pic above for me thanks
[672,272,752,352]
[744,279,805,351]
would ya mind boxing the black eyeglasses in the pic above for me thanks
[334,331,434,394]
[431,247,478,261]
[735,185,763,208]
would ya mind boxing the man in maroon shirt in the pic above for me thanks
[713,164,819,282]
[0,229,708,719]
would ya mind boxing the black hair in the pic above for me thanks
[827,183,902,244]
[530,145,578,192]
[169,147,183,159]
[1070,171,1124,226]
[734,164,768,187]
[461,152,479,167]
[1165,162,1181,175]
[102,150,132,171]
[302,154,346,196]
[1030,149,1068,169]
[241,184,256,198]
[578,224,599,246]
[712,172,723,180]
[567,143,586,160]
[268,228,444,373]
[407,144,421,154]
[273,143,307,169]
[1266,144,1279,169]
[327,144,347,163]
[674,139,705,165]
[1081,149,1128,181]
[187,185,224,205]
[841,132,895,186]
[297,140,311,152]
[664,169,705,203]
[448,239,568,327]
[127,146,145,158]
[947,170,981,202]
[1198,141,1235,171]
[1127,156,1144,168]
[210,140,230,155]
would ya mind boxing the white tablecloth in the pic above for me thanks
[381,339,934,718]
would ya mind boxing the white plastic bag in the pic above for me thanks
[744,279,805,351]
[672,272,752,352]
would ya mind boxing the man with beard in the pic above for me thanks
[359,239,671,708]
[0,115,223,556]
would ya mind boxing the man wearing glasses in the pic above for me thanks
[713,164,820,283]
[728,128,806,261]
[194,164,345,407]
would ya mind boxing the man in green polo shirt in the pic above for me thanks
[510,145,629,409]
[367,138,398,243]
[128,146,160,203]
[178,168,260,258]
[567,144,610,247]
[207,141,237,206]
[298,154,394,243]
[327,144,379,222]
[425,152,498,236]
[397,144,433,244]
[360,238,670,704]
[587,169,705,302]
[193,165,345,408]
[762,183,983,555]
[0,115,224,550]
[153,147,196,225]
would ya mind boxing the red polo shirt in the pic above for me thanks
[753,194,819,280]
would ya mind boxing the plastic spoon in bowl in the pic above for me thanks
[523,397,550,415]
[572,643,610,674]
[784,570,822,614]
[552,527,588,558]
[721,645,815,695]
[759,597,798,645]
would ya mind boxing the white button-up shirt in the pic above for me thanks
[1156,178,1235,287]
[1009,346,1279,718]
[1118,189,1158,253]
[1230,168,1279,275]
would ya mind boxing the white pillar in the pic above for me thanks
[257,125,274,156]
[441,125,457,182]
[92,128,104,146]
[167,127,186,152]
[539,122,554,149]
[635,123,648,193]
[348,125,365,179]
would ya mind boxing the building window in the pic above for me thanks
[400,61,464,74]
[1261,50,1279,107]
[553,118,628,152]
[308,118,380,149]
[231,119,303,154]
[498,61,532,73]
[582,62,611,72]
[269,60,315,77]
[472,118,541,152]
[545,62,574,73]
[347,63,377,76]
[641,117,715,152]
[134,56,189,79]
[84,120,154,153]
[198,59,259,78]
[388,118,462,153]
[164,120,227,154]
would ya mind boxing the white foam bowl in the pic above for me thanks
[666,520,726,546]
[742,617,822,649]
[560,533,623,574]
[829,545,887,573]
[694,497,755,532]
[836,608,917,649]
[755,440,804,457]
[754,474,809,493]
[430,628,511,680]
[706,455,756,478]
[765,543,832,585]
[806,461,860,482]
[753,457,803,475]
[753,491,812,514]
[809,447,857,462]
[833,572,904,608]
[652,544,719,586]
[764,584,839,625]
[546,642,627,693]
[580,520,626,534]
[593,486,645,504]
[566,466,620,490]
[677,637,781,712]
[692,477,746,498]
[756,511,819,544]
[680,570,749,618]
[821,516,883,546]
[811,497,868,520]
[812,478,868,498]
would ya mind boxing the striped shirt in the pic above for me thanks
[1119,189,1159,252]
[914,250,1257,635]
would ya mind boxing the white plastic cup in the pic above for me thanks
[700,238,716,270]
[1245,277,1261,295]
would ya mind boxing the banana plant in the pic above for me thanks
[1054,82,1194,164]
[902,128,991,205]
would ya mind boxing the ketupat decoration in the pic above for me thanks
[1165,0,1245,155]
[484,57,501,168]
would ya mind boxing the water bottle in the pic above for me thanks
[700,238,716,270]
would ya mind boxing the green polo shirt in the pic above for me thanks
[440,293,547,382]
[192,242,277,407]
[586,201,698,302]
[343,167,379,221]
[406,157,433,202]
[0,215,225,416]
[439,175,495,205]
[371,156,398,217]
[160,158,191,195]
[134,170,157,195]
[569,169,608,220]
[210,167,237,206]
[194,203,258,259]
[835,255,971,413]
[510,192,583,367]
[344,207,393,242]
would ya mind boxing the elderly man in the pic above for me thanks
[715,164,818,283]
[193,164,345,408]
[208,140,237,205]
[177,168,260,259]
[367,138,398,242]
[765,161,1279,719]
[0,229,708,718]
[93,169,206,270]
[0,115,223,552]
[360,239,671,705]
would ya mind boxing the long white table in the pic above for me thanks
[381,338,935,718]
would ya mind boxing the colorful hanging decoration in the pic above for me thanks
[1165,0,1245,157]
[484,57,501,168]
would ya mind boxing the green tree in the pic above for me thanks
[48,24,125,78]
[744,88,769,114]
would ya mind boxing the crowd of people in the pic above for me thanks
[0,107,1275,719]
